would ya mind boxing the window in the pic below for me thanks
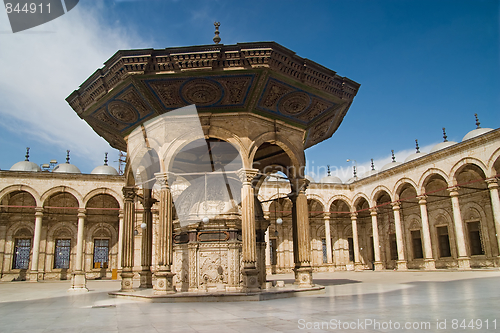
[411,230,423,259]
[54,239,71,269]
[322,239,327,263]
[389,233,398,260]
[437,226,451,258]
[269,239,277,265]
[93,239,109,269]
[348,237,354,262]
[13,238,31,269]
[468,222,484,256]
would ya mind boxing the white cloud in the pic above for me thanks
[0,4,150,168]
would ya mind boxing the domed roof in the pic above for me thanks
[430,128,457,153]
[462,114,494,142]
[404,140,427,162]
[53,150,81,174]
[380,150,402,171]
[305,175,315,183]
[462,128,494,142]
[320,175,342,184]
[10,148,41,172]
[91,153,118,175]
[361,159,378,178]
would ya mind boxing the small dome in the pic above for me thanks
[91,153,118,175]
[462,128,494,142]
[361,169,378,178]
[320,175,342,184]
[53,150,81,174]
[346,176,358,184]
[404,151,427,162]
[381,161,402,171]
[430,141,457,153]
[305,175,315,183]
[10,161,41,172]
[10,147,41,172]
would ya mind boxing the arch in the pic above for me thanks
[486,146,500,178]
[6,221,34,239]
[41,186,83,208]
[306,194,327,212]
[450,157,489,185]
[47,221,78,240]
[83,188,123,209]
[0,185,41,207]
[352,193,371,211]
[393,178,419,200]
[370,185,394,206]
[418,168,450,194]
[86,222,118,244]
[343,223,353,237]
[327,194,352,210]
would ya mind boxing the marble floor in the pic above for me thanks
[0,270,499,332]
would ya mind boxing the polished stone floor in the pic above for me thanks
[1,270,499,332]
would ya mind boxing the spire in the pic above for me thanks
[442,127,448,142]
[371,159,375,170]
[66,150,70,164]
[474,113,481,129]
[415,139,420,153]
[213,22,221,44]
[25,147,30,161]
[353,165,357,178]
[104,152,108,166]
[391,150,396,162]
[327,165,331,176]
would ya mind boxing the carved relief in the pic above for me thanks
[108,101,138,123]
[278,92,311,115]
[198,251,228,284]
[181,79,222,106]
[219,77,251,105]
[262,82,291,108]
[148,80,185,108]
[117,88,151,118]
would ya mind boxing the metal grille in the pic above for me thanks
[13,239,31,269]
[93,239,109,268]
[54,239,71,269]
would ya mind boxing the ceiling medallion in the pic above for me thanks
[107,101,138,123]
[181,79,222,106]
[278,91,311,115]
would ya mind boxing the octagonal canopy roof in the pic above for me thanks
[66,42,360,151]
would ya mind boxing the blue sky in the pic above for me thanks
[0,0,498,180]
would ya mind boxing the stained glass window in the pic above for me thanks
[54,239,71,269]
[93,239,109,269]
[13,238,31,269]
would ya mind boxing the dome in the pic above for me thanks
[91,153,118,175]
[320,175,342,184]
[53,150,81,174]
[346,176,358,184]
[10,161,41,172]
[305,175,315,183]
[404,152,427,162]
[462,128,494,142]
[430,141,457,153]
[381,150,402,171]
[361,169,378,178]
[10,147,41,172]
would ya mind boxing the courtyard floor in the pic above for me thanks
[0,270,499,332]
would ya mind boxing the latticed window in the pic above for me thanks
[54,239,71,269]
[322,239,327,263]
[13,239,31,269]
[437,226,451,257]
[411,230,423,259]
[93,239,109,269]
[468,222,484,256]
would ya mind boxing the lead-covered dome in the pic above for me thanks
[430,127,457,153]
[405,140,428,162]
[91,153,118,175]
[462,114,494,142]
[10,148,41,172]
[381,150,402,171]
[53,150,81,174]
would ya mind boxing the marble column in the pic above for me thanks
[448,187,471,269]
[117,209,124,271]
[417,196,436,270]
[120,187,136,291]
[139,189,155,289]
[70,208,88,291]
[154,173,175,294]
[238,168,260,292]
[324,213,333,265]
[29,207,43,282]
[370,208,383,270]
[392,203,407,270]
[290,178,313,286]
[486,178,500,259]
[351,213,362,271]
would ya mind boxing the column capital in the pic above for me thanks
[122,187,137,201]
[323,212,331,219]
[369,208,378,215]
[350,212,358,220]
[77,208,86,218]
[486,178,499,189]
[290,177,310,194]
[35,207,44,216]
[154,172,173,189]
[391,202,401,210]
[448,186,460,197]
[417,195,427,205]
[237,168,258,184]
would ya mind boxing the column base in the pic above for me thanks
[354,262,364,271]
[242,267,260,292]
[294,266,313,287]
[139,269,153,289]
[457,257,471,270]
[154,270,176,295]
[396,260,408,271]
[424,259,436,270]
[373,261,384,271]
[120,270,134,291]
[28,271,40,282]
[69,271,88,292]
